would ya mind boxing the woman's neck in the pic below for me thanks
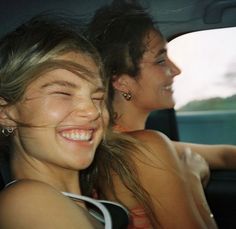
[113,97,149,132]
[11,154,82,194]
[115,115,146,132]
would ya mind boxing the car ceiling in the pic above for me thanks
[0,0,236,39]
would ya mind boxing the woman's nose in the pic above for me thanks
[73,99,101,121]
[170,60,181,77]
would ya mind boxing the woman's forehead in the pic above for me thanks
[23,52,103,93]
[24,68,104,98]
[143,30,166,57]
[57,52,100,75]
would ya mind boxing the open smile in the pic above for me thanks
[163,84,173,92]
[59,128,94,141]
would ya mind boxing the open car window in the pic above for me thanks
[168,27,236,144]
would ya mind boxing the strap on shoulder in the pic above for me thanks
[62,192,112,229]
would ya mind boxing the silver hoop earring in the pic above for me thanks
[122,92,132,101]
[1,127,14,136]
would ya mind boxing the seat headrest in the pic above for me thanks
[0,167,5,190]
[0,154,12,190]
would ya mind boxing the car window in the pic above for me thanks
[168,27,236,144]
[168,27,236,111]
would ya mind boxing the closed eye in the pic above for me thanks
[92,93,105,107]
[51,91,72,96]
[92,96,105,102]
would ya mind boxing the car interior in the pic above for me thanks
[1,0,236,228]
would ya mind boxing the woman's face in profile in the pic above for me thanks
[10,52,109,170]
[129,29,181,111]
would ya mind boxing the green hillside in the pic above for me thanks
[178,94,236,111]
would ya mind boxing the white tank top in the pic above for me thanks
[62,191,129,229]
[5,180,129,229]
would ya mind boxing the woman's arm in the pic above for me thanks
[128,130,217,229]
[174,141,236,170]
[0,180,98,229]
[180,148,217,228]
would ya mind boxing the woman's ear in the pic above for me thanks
[112,74,130,92]
[0,98,15,127]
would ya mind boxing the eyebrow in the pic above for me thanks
[92,86,106,93]
[41,80,77,89]
[154,48,167,58]
[41,80,105,93]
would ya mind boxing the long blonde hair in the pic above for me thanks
[0,14,103,166]
[81,129,160,228]
[0,12,159,228]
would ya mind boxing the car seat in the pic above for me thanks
[146,108,179,141]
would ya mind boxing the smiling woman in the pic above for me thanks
[0,14,129,228]
[85,1,236,228]
[15,62,106,169]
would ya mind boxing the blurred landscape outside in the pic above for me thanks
[168,27,236,112]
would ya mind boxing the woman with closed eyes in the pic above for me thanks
[0,14,131,229]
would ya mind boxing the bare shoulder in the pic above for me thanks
[127,129,180,167]
[0,179,64,206]
[128,129,168,141]
[1,178,58,192]
[0,180,94,228]
[128,129,175,151]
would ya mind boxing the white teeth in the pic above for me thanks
[61,130,92,141]
[164,85,173,91]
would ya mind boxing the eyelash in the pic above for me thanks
[155,60,165,65]
[92,96,105,106]
[52,91,71,96]
[154,52,169,65]
[50,91,105,105]
[92,96,105,101]
[155,58,166,65]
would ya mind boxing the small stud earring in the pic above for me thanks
[1,127,14,136]
[122,92,132,101]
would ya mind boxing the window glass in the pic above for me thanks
[168,27,236,112]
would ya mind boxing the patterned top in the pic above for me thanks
[128,207,152,229]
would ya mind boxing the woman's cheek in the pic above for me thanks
[40,100,71,122]
[101,107,109,128]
